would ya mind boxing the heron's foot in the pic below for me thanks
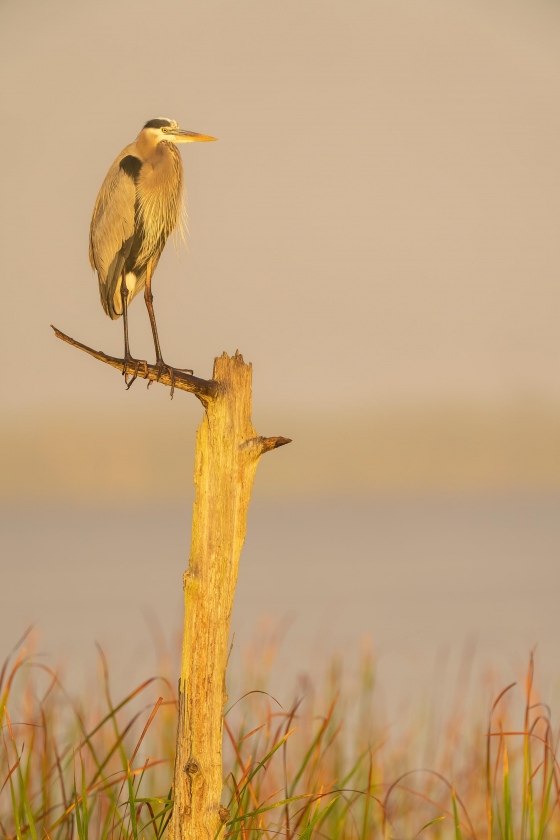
[147,359,177,399]
[124,357,149,390]
[122,355,148,389]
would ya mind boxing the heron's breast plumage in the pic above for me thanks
[135,142,184,268]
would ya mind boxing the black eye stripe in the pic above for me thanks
[143,118,173,129]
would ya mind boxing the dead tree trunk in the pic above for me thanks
[169,351,289,840]
[51,329,290,840]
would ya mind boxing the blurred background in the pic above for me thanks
[1,0,559,716]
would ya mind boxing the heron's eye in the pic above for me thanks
[161,127,170,133]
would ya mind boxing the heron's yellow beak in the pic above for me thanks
[169,129,217,143]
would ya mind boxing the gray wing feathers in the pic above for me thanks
[89,157,137,320]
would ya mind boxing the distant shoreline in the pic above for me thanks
[3,399,560,501]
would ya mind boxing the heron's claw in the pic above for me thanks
[125,358,149,390]
[147,360,177,399]
[122,356,132,385]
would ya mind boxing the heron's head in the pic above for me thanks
[141,117,216,145]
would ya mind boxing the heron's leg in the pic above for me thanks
[143,262,192,398]
[144,261,165,365]
[121,273,148,389]
[121,273,132,384]
[144,261,176,396]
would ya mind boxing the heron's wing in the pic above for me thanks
[89,153,142,319]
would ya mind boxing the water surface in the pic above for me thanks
[2,494,559,718]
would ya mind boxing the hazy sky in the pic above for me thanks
[1,0,560,415]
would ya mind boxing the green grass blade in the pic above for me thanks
[451,789,463,840]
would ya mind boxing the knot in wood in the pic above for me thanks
[218,806,231,824]
[185,758,199,775]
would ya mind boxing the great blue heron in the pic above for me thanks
[89,117,216,387]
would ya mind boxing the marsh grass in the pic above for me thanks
[0,629,558,839]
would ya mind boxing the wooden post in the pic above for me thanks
[51,330,290,840]
[170,352,289,840]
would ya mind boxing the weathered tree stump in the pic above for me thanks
[170,351,289,840]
